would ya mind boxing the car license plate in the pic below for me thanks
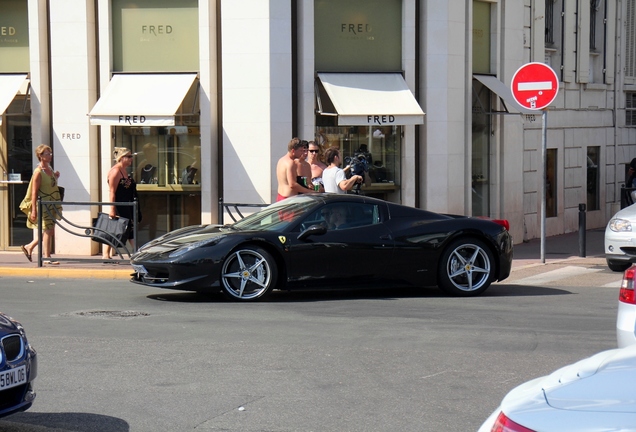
[132,264,148,275]
[0,365,27,390]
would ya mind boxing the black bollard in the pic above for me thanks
[579,203,586,257]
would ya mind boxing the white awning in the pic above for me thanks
[0,74,29,126]
[89,73,198,126]
[316,73,425,126]
[473,74,535,115]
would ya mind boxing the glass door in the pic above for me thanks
[0,97,32,249]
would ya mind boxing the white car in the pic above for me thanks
[478,345,636,432]
[618,265,636,348]
[605,203,636,272]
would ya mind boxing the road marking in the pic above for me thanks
[602,280,622,288]
[512,266,603,286]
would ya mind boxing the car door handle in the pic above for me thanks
[380,234,391,240]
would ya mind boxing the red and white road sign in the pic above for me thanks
[510,62,559,110]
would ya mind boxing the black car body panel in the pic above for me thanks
[130,194,513,297]
[0,312,37,419]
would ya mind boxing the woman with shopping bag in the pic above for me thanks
[101,147,138,262]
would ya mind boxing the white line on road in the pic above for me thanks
[512,265,603,286]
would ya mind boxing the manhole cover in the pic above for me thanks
[69,310,150,319]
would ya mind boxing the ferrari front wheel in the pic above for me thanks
[438,238,494,297]
[220,246,278,301]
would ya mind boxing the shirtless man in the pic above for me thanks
[296,143,312,189]
[276,138,313,201]
[307,141,327,185]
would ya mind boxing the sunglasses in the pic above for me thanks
[122,155,133,159]
[308,150,319,153]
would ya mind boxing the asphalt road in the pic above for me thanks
[0,263,622,432]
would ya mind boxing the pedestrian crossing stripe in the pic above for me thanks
[512,265,604,286]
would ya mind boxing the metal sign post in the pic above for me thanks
[510,63,559,263]
[540,110,547,263]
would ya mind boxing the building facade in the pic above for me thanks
[0,0,634,255]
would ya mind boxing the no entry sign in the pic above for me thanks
[510,62,559,110]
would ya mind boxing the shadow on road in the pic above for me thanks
[486,283,572,296]
[146,283,572,303]
[1,412,128,432]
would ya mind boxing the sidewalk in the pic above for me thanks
[0,252,133,279]
[511,228,606,270]
[0,229,607,280]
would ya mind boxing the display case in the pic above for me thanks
[316,125,401,201]
[114,126,201,190]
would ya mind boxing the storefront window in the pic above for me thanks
[111,73,202,246]
[315,125,401,201]
[472,80,491,217]
[113,123,200,245]
[5,97,32,247]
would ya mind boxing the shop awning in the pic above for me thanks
[473,74,535,115]
[0,74,29,126]
[316,73,425,126]
[89,73,198,126]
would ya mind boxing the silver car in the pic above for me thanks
[618,265,636,348]
[605,203,636,272]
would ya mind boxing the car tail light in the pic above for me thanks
[476,217,510,231]
[620,266,636,304]
[492,219,510,231]
[489,412,535,432]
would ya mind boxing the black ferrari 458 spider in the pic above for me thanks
[130,194,513,300]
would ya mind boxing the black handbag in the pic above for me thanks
[58,186,65,201]
[92,213,130,246]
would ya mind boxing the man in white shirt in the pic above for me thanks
[322,147,363,194]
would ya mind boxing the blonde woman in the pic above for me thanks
[20,144,62,265]
[102,147,138,261]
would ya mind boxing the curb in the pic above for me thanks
[0,267,131,280]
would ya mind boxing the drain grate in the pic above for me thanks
[70,310,150,319]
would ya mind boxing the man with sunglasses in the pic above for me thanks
[307,140,327,191]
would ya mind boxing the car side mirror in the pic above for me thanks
[297,223,327,241]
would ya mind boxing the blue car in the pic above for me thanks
[0,312,37,418]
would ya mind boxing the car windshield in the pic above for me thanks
[231,196,318,231]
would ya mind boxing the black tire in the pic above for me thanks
[438,237,495,297]
[607,259,631,273]
[220,246,278,301]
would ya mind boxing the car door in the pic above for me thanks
[284,202,394,287]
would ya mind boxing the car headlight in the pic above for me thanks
[610,218,633,232]
[168,236,224,258]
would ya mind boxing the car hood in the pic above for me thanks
[136,224,230,254]
[502,345,636,414]
[0,312,20,332]
[541,346,636,413]
[612,203,636,221]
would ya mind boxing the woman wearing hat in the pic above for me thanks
[102,147,138,261]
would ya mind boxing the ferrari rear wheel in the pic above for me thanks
[221,246,278,301]
[438,238,494,296]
